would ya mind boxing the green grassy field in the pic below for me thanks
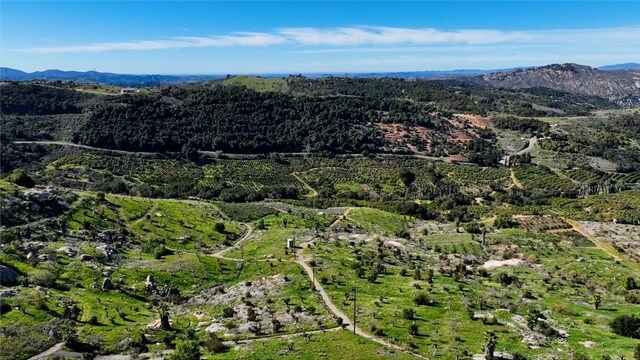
[2,170,640,359]
[220,76,287,92]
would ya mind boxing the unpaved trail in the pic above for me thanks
[28,343,65,360]
[510,169,524,189]
[291,172,318,197]
[516,136,538,155]
[210,224,254,262]
[329,207,353,228]
[12,140,157,156]
[295,250,428,359]
[11,140,455,163]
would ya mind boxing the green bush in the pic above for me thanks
[202,333,227,354]
[494,214,516,229]
[6,170,35,188]
[413,292,433,306]
[29,269,57,288]
[610,314,640,339]
[167,340,201,360]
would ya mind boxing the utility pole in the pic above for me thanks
[312,257,315,291]
[353,285,357,334]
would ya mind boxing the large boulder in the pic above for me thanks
[57,246,78,257]
[0,265,19,286]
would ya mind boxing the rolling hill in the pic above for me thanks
[479,63,640,107]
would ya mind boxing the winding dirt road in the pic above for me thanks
[210,224,254,262]
[295,250,427,359]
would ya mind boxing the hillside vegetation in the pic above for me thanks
[1,71,640,360]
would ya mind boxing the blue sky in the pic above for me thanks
[1,1,639,74]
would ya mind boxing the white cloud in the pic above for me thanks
[20,32,286,54]
[278,26,532,46]
[15,26,640,54]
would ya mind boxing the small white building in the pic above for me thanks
[120,88,139,94]
[286,238,295,249]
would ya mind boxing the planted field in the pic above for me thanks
[551,190,640,224]
[202,159,305,192]
[51,152,202,186]
[217,202,278,222]
[514,214,572,232]
[512,165,577,192]
[436,162,511,191]
[565,168,640,184]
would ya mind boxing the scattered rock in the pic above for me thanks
[205,322,229,334]
[0,265,19,286]
[511,315,528,328]
[79,254,94,261]
[0,290,14,297]
[57,246,78,257]
[579,341,596,348]
[384,240,404,249]
[147,319,173,330]
[102,277,113,291]
[522,332,547,348]
[472,313,494,320]
[482,259,523,270]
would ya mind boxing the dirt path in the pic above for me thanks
[563,218,640,273]
[295,251,427,359]
[210,224,254,262]
[329,207,352,228]
[12,140,158,156]
[510,169,524,189]
[28,343,65,360]
[11,140,454,163]
[291,172,318,197]
[516,136,538,155]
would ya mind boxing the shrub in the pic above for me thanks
[572,352,590,360]
[153,245,171,259]
[494,214,516,229]
[610,314,640,339]
[413,292,433,306]
[498,273,516,286]
[463,222,484,234]
[167,340,201,360]
[625,291,640,304]
[6,169,35,188]
[402,308,415,320]
[221,306,235,318]
[202,333,227,354]
[29,269,57,287]
[409,323,419,337]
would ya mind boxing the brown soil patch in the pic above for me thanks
[454,114,491,129]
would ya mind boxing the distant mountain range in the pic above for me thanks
[0,67,514,85]
[2,63,639,86]
[478,63,640,107]
[598,62,640,71]
[0,68,224,86]
[2,63,639,106]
